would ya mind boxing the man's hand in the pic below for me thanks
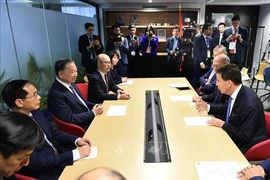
[237,165,265,180]
[170,50,175,55]
[207,117,225,128]
[200,63,206,69]
[78,146,91,158]
[117,89,124,94]
[195,99,208,112]
[192,96,202,102]
[92,104,104,116]
[120,94,131,100]
[77,138,92,147]
[94,39,100,46]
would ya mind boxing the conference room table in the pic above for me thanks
[59,78,249,180]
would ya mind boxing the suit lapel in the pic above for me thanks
[96,70,107,92]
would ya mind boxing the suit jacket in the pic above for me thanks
[106,37,129,64]
[194,34,215,70]
[213,32,223,47]
[78,34,104,67]
[18,110,78,180]
[110,68,122,84]
[199,67,217,94]
[164,36,185,63]
[221,26,249,63]
[87,69,121,103]
[125,35,141,56]
[220,85,267,154]
[48,80,95,130]
[140,34,159,56]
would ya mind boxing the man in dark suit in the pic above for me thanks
[221,14,249,70]
[106,24,129,77]
[194,54,230,119]
[213,22,226,46]
[165,26,185,77]
[88,53,131,104]
[206,64,267,154]
[78,22,104,74]
[197,45,228,95]
[192,23,215,89]
[126,24,140,78]
[48,59,104,130]
[2,80,92,180]
[237,158,270,180]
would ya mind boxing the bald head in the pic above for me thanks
[77,167,126,180]
[97,53,110,63]
[97,54,111,73]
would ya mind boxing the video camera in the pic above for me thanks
[182,27,196,39]
[111,33,123,42]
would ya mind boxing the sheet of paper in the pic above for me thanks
[196,161,239,180]
[169,83,189,88]
[184,116,212,126]
[119,80,133,86]
[170,95,192,102]
[106,105,127,116]
[241,75,250,81]
[80,147,98,160]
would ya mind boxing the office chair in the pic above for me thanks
[244,112,270,161]
[260,67,270,103]
[14,173,37,180]
[51,113,85,137]
[250,61,268,93]
[75,83,88,100]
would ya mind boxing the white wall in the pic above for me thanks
[253,4,270,66]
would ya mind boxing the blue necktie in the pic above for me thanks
[226,97,232,122]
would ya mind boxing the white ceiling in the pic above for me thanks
[88,0,270,6]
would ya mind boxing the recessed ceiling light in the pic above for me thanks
[149,0,152,3]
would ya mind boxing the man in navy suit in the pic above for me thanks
[165,26,185,77]
[192,23,215,89]
[48,59,104,130]
[2,80,92,180]
[237,158,270,180]
[106,24,129,77]
[197,45,228,94]
[206,64,267,154]
[78,22,104,74]
[125,24,141,78]
[213,22,226,46]
[88,53,131,104]
[221,14,249,70]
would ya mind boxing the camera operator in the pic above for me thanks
[106,24,129,77]
[140,25,159,77]
[165,26,185,77]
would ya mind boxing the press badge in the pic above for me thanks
[131,51,136,56]
[207,50,211,59]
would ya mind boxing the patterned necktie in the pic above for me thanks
[104,74,109,93]
[70,85,89,111]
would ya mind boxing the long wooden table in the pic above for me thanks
[59,78,249,180]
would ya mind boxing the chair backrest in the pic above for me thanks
[15,173,37,180]
[264,112,270,138]
[75,83,88,100]
[263,67,270,86]
[51,113,85,137]
[256,62,268,76]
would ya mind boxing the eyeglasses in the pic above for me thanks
[25,92,38,99]
[87,29,95,31]
[100,61,111,65]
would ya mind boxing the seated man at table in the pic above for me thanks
[237,158,270,180]
[0,111,44,180]
[48,58,104,130]
[77,167,126,180]
[2,80,92,180]
[87,53,131,104]
[206,64,267,154]
[194,54,230,119]
[197,45,227,95]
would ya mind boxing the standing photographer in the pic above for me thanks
[106,24,129,77]
[165,26,185,77]
[140,25,159,77]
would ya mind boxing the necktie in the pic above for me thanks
[104,74,109,93]
[205,37,209,49]
[70,85,89,111]
[89,36,93,41]
[226,97,233,122]
[30,115,58,154]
